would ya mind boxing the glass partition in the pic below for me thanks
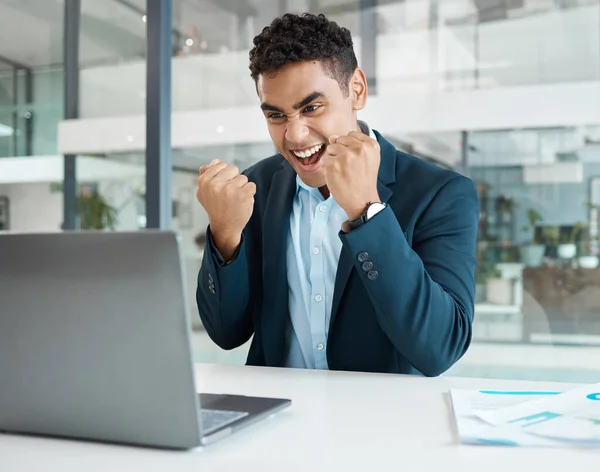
[175,1,600,381]
[434,124,600,383]
[4,0,600,381]
[76,0,600,118]
[0,59,16,158]
[0,0,64,232]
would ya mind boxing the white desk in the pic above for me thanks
[1,364,598,471]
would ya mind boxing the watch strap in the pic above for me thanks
[342,202,385,233]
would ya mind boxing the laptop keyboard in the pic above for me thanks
[201,408,249,435]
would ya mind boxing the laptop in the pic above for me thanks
[0,231,290,449]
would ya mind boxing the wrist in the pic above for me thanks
[342,200,386,233]
[210,225,242,261]
[345,193,381,220]
[345,205,369,221]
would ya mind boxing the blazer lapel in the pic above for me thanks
[261,161,297,366]
[329,131,397,331]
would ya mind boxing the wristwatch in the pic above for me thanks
[342,202,387,233]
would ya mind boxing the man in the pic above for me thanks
[195,13,479,376]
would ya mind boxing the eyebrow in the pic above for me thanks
[260,91,326,113]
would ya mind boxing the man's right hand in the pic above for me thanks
[196,160,256,261]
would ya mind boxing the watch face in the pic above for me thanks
[366,202,386,219]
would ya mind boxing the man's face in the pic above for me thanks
[256,61,366,189]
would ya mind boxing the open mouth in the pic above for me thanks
[291,144,326,167]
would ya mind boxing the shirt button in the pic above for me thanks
[319,205,327,212]
[312,247,320,255]
[316,343,324,351]
[357,252,369,263]
[315,294,323,302]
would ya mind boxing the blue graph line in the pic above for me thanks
[479,390,560,396]
[475,438,520,446]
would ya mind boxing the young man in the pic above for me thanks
[195,13,479,376]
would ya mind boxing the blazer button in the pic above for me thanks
[362,261,374,272]
[367,270,379,281]
[357,252,369,263]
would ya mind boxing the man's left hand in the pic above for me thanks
[323,131,381,220]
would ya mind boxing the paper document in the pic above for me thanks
[450,384,600,447]
[473,383,600,444]
[450,389,564,447]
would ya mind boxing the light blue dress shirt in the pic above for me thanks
[285,124,375,369]
[284,178,348,369]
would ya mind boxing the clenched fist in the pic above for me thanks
[196,160,256,261]
[323,131,381,221]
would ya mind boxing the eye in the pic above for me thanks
[267,112,285,124]
[267,113,286,123]
[303,104,321,113]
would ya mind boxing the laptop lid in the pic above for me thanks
[0,231,204,449]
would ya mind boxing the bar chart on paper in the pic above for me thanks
[450,383,600,447]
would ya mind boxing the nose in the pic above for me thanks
[285,118,309,145]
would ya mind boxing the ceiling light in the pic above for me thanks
[142,15,147,23]
[185,38,194,47]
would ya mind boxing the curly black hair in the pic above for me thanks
[249,13,358,97]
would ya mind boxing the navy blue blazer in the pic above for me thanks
[197,130,479,376]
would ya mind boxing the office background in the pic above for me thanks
[1,0,599,382]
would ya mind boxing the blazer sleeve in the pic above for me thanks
[196,227,254,350]
[338,175,479,377]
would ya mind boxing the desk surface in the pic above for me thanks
[2,363,599,471]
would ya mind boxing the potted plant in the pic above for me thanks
[474,258,501,304]
[577,238,599,268]
[496,247,524,281]
[475,244,515,306]
[576,224,599,268]
[557,222,586,259]
[475,237,498,304]
[520,208,545,267]
[496,195,514,224]
[486,272,514,305]
[77,189,117,230]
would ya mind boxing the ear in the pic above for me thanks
[350,68,368,111]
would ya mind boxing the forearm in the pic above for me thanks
[196,228,253,350]
[339,198,477,377]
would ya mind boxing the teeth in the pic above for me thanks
[293,144,323,159]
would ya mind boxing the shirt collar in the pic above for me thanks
[295,120,375,194]
[358,120,376,140]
